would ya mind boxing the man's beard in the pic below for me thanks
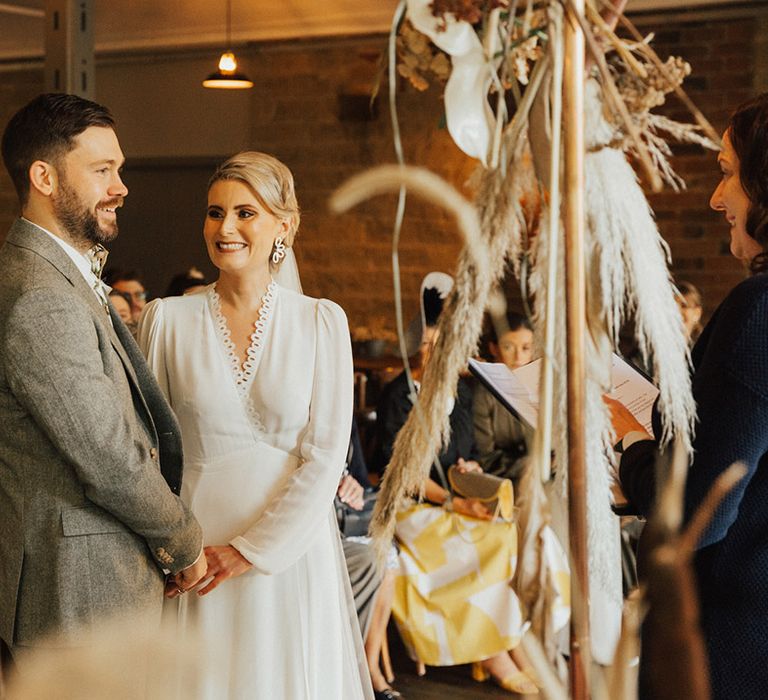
[53,179,122,247]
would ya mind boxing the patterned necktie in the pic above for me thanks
[87,244,110,314]
[88,244,108,279]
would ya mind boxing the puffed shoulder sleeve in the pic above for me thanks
[137,298,170,400]
[230,299,354,574]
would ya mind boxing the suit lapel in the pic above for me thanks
[108,304,185,494]
[105,303,142,388]
[107,303,155,426]
[7,219,83,287]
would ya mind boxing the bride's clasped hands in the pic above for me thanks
[197,546,254,596]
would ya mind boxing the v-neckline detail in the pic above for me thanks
[208,280,277,396]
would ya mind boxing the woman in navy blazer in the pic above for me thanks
[613,93,768,700]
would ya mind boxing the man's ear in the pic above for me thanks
[28,160,56,197]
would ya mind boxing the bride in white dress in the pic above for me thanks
[138,152,372,699]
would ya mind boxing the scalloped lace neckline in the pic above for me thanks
[208,280,277,395]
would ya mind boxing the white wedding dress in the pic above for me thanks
[138,281,372,700]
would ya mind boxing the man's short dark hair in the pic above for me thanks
[104,269,145,287]
[1,93,115,207]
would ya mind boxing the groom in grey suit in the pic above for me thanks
[0,94,206,657]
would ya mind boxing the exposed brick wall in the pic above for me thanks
[0,3,766,331]
[632,6,768,320]
[243,38,474,333]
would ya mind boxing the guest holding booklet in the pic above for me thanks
[473,312,536,485]
[609,94,768,700]
[373,276,544,695]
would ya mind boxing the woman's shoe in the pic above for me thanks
[471,661,539,695]
[373,688,402,700]
[471,662,490,682]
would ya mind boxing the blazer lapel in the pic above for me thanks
[105,303,142,388]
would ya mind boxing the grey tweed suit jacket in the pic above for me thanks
[0,218,202,649]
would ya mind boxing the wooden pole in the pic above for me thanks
[563,0,591,696]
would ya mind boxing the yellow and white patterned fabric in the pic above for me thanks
[392,503,571,667]
[392,503,525,666]
[541,524,571,634]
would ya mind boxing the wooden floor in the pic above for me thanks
[384,627,529,699]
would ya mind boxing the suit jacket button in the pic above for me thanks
[149,447,158,461]
[155,547,173,565]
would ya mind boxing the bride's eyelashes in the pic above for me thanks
[205,206,258,220]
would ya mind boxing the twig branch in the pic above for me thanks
[564,0,663,191]
[610,6,721,144]
[655,437,689,534]
[586,2,647,79]
[679,462,747,554]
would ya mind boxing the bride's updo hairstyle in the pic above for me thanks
[728,93,768,273]
[208,151,301,268]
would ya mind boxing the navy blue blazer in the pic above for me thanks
[620,273,768,700]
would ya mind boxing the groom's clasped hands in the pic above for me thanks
[166,545,254,598]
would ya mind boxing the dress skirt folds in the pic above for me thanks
[177,444,358,699]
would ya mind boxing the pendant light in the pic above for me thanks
[203,0,253,89]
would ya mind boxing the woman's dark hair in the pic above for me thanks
[422,287,444,328]
[506,311,533,334]
[489,311,533,344]
[165,271,208,297]
[1,93,115,207]
[103,268,145,287]
[727,93,768,273]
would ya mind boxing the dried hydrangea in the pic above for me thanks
[397,20,452,91]
[614,55,691,115]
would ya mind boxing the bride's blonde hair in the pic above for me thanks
[208,151,301,251]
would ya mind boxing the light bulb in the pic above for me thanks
[218,52,237,73]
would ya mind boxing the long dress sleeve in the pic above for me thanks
[230,299,354,574]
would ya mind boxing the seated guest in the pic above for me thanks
[104,268,147,323]
[371,276,539,695]
[165,267,208,297]
[675,280,703,345]
[473,311,535,483]
[108,289,132,325]
[339,423,402,700]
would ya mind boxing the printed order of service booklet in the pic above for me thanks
[468,354,659,434]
